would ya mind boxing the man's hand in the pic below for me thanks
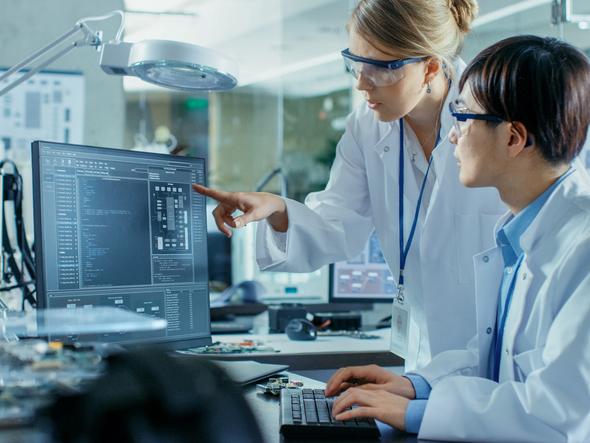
[331,387,410,431]
[325,364,416,399]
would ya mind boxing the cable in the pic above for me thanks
[0,281,34,292]
[76,9,126,43]
[0,160,37,309]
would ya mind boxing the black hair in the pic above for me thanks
[460,35,590,164]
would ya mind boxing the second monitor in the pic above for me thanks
[330,231,395,303]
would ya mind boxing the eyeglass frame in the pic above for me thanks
[449,101,533,146]
[341,48,427,70]
[449,101,505,134]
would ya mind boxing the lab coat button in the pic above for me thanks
[486,327,492,334]
[384,146,390,152]
[483,255,490,263]
[505,348,509,355]
[522,273,527,280]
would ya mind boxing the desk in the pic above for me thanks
[185,328,403,370]
[0,366,431,442]
[247,371,424,443]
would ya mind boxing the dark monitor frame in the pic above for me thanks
[328,263,395,304]
[32,140,212,350]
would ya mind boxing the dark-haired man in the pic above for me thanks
[327,35,590,442]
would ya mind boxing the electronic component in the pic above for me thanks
[256,375,303,396]
[0,339,104,427]
[180,340,279,355]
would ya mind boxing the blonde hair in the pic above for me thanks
[349,0,478,79]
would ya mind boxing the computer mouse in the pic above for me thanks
[285,319,317,341]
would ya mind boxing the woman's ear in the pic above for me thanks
[507,121,530,158]
[424,58,442,84]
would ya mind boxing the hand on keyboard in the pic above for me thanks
[280,388,381,439]
[331,386,410,431]
[325,364,416,399]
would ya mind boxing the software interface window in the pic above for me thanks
[35,142,210,344]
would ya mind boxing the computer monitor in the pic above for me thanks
[32,141,212,349]
[330,231,395,303]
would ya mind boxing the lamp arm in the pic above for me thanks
[0,24,82,83]
[0,10,125,98]
[0,42,80,97]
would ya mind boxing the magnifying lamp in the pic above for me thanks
[0,10,238,97]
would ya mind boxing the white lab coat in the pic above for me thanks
[256,63,506,370]
[414,167,590,442]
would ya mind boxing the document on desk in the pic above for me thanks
[213,360,289,385]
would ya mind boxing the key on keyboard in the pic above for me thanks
[280,388,380,439]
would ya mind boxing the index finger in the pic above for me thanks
[326,367,360,396]
[192,184,234,204]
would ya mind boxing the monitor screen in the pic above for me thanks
[330,231,395,303]
[32,141,211,349]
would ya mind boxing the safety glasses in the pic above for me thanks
[341,48,426,87]
[449,101,533,146]
[449,101,504,136]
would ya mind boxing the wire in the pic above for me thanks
[76,10,126,43]
[0,281,33,292]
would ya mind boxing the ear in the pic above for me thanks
[424,58,442,84]
[506,121,529,158]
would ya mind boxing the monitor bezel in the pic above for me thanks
[32,140,212,350]
[328,263,395,304]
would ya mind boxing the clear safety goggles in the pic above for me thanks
[341,48,426,87]
[449,101,533,146]
[449,101,504,136]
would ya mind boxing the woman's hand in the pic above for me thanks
[325,364,416,399]
[331,387,409,431]
[192,184,288,237]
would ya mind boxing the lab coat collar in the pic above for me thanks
[520,167,589,261]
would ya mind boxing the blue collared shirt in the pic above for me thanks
[403,374,431,433]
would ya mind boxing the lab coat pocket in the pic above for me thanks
[513,348,544,381]
[454,214,499,285]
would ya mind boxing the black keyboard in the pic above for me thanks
[280,388,380,439]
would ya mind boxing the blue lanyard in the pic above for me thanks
[396,118,438,303]
[492,254,524,381]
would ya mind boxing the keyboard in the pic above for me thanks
[280,388,381,439]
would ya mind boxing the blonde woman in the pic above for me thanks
[195,0,505,370]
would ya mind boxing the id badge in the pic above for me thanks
[390,288,410,358]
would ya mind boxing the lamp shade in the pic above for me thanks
[100,40,238,91]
